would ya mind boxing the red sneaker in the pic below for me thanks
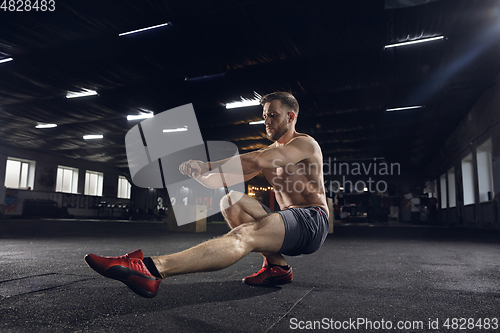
[85,249,161,298]
[243,258,293,286]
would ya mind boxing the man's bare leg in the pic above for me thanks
[151,213,286,278]
[219,192,287,266]
[85,194,289,297]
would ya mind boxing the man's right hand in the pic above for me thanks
[179,160,209,178]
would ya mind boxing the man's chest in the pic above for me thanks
[263,164,309,182]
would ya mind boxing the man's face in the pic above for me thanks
[263,100,290,141]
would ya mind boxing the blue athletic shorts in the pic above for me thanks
[260,203,329,256]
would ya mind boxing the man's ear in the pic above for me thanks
[288,111,296,123]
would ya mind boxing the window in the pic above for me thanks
[84,171,103,196]
[461,154,475,205]
[477,139,494,202]
[117,176,131,199]
[447,167,456,208]
[4,158,35,189]
[440,173,447,208]
[56,166,79,193]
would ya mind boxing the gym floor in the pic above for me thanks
[1,220,499,333]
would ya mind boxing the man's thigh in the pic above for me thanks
[222,191,271,222]
[244,213,286,254]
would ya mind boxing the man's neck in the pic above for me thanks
[275,127,296,146]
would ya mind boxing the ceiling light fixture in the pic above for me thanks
[384,36,444,49]
[35,123,57,129]
[226,92,262,109]
[66,89,98,99]
[127,109,154,121]
[163,127,188,133]
[249,120,265,125]
[119,22,171,37]
[184,73,225,82]
[0,57,13,64]
[386,105,424,112]
[127,113,154,121]
[83,134,103,140]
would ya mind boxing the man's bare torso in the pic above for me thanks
[262,133,329,215]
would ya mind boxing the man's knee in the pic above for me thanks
[226,223,256,247]
[219,191,245,215]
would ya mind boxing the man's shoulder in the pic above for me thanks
[292,132,315,140]
[289,133,319,146]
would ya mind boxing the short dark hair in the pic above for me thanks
[260,91,299,115]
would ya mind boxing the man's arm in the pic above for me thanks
[179,157,261,189]
[179,147,270,178]
[191,170,261,189]
[179,136,318,183]
[210,136,318,174]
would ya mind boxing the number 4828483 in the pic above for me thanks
[1,0,55,11]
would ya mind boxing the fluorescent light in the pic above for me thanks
[127,113,154,121]
[384,36,444,49]
[184,73,225,82]
[35,123,57,129]
[163,127,188,133]
[0,57,13,64]
[226,92,262,109]
[226,99,260,109]
[386,105,424,112]
[127,108,154,120]
[249,120,265,125]
[66,89,98,99]
[127,112,154,121]
[119,22,170,37]
[83,134,103,140]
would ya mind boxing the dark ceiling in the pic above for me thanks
[1,0,499,180]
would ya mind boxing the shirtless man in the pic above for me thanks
[85,92,329,298]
